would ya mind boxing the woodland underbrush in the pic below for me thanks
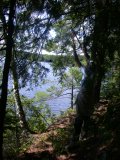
[12,98,120,160]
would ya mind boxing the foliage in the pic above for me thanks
[47,67,82,93]
[48,109,75,155]
[3,92,55,158]
[101,56,120,99]
[22,92,55,132]
[0,0,120,159]
[3,107,19,157]
[61,67,82,88]
[3,95,29,157]
[51,128,71,154]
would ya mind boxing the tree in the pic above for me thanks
[44,0,120,140]
[46,66,82,109]
[11,54,34,134]
[0,0,54,157]
[61,67,82,109]
[0,0,16,158]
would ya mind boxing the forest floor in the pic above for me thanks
[17,99,120,160]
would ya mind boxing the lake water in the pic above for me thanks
[20,62,72,114]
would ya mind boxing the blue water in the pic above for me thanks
[20,62,71,114]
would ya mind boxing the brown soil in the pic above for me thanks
[17,100,120,160]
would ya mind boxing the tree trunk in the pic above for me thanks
[73,63,96,141]
[94,73,103,104]
[0,0,16,159]
[71,78,74,109]
[11,58,33,134]
[91,4,109,105]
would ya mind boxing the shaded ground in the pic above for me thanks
[17,99,120,160]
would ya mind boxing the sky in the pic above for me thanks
[42,49,56,55]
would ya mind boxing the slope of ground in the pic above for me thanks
[17,99,120,160]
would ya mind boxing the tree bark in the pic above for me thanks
[71,78,74,109]
[94,72,103,104]
[0,0,16,159]
[11,58,33,134]
[73,63,96,141]
[91,4,109,104]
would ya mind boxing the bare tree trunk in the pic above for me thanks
[71,78,74,109]
[11,58,34,134]
[73,63,96,141]
[15,112,21,149]
[94,73,103,104]
[0,1,16,159]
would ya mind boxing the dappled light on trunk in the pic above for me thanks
[73,61,97,141]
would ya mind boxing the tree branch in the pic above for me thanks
[71,30,82,68]
[83,25,90,64]
[0,47,6,51]
[71,28,90,65]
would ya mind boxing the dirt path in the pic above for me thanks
[17,100,120,160]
